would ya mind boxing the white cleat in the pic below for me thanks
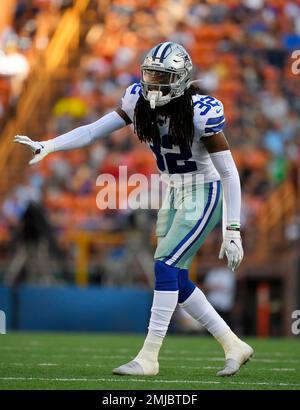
[217,340,254,377]
[112,359,159,376]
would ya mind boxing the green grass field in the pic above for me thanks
[0,333,299,390]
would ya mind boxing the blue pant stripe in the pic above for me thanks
[167,181,221,266]
[163,182,214,264]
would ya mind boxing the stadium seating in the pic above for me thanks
[0,0,299,335]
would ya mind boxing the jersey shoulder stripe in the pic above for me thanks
[206,115,225,126]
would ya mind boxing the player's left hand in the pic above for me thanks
[219,229,244,271]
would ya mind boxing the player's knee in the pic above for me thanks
[154,260,179,291]
[178,268,196,303]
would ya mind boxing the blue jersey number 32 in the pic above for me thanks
[150,134,197,174]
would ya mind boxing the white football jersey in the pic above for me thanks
[121,83,225,184]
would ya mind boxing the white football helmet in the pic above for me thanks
[141,42,193,109]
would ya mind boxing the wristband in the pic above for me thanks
[226,223,240,231]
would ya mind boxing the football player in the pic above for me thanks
[14,42,254,377]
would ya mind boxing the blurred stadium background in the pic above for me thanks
[0,0,300,340]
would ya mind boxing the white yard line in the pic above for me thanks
[0,350,134,359]
[2,353,300,364]
[1,346,299,358]
[265,368,296,371]
[201,366,296,372]
[0,346,129,352]
[4,363,107,368]
[2,363,297,372]
[0,376,300,388]
[161,357,300,364]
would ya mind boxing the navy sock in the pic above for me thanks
[178,268,196,303]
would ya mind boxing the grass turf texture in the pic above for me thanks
[0,333,299,390]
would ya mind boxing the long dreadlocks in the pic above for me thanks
[133,85,202,148]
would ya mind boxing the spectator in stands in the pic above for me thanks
[5,201,68,285]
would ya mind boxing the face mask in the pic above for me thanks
[147,90,164,109]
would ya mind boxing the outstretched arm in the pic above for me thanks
[14,109,130,164]
[202,131,243,271]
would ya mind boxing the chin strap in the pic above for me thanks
[186,78,204,88]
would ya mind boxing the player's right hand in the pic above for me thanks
[14,135,53,165]
[219,229,244,271]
